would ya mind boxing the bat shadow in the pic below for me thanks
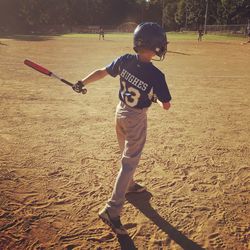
[0,35,53,41]
[125,191,205,250]
[0,41,8,46]
[168,50,190,56]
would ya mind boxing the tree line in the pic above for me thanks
[0,0,249,33]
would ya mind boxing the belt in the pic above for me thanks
[119,101,148,112]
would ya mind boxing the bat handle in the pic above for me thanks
[61,78,73,87]
[62,78,87,94]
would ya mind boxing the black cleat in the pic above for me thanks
[126,183,146,194]
[98,208,128,235]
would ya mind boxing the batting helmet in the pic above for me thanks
[133,22,168,60]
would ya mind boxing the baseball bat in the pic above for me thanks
[24,59,87,94]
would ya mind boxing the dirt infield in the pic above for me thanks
[0,35,249,249]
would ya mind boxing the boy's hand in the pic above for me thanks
[151,95,158,103]
[72,81,84,93]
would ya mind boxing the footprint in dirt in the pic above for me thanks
[229,225,250,246]
[208,232,226,249]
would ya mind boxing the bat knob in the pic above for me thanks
[82,88,87,94]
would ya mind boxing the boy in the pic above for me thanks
[247,24,250,43]
[99,26,104,40]
[72,22,171,235]
[198,28,204,42]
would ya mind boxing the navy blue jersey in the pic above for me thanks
[106,54,171,109]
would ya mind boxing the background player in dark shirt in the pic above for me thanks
[99,26,104,40]
[198,28,204,42]
[247,24,250,43]
[72,22,171,235]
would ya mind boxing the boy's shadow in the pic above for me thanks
[116,234,137,250]
[125,191,205,250]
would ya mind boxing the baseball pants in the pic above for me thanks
[105,101,148,218]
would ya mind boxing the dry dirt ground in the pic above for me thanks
[0,34,249,250]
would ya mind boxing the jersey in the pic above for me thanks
[99,28,104,35]
[106,54,171,109]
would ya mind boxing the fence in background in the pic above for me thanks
[205,24,248,35]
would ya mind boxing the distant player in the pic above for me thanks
[242,25,250,45]
[99,26,104,40]
[198,28,204,42]
[247,24,250,43]
[72,22,171,235]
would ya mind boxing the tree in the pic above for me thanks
[162,0,178,30]
[175,0,186,28]
[1,0,249,34]
[220,0,250,24]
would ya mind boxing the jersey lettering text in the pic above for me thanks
[120,69,148,91]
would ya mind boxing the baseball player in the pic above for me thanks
[247,24,250,43]
[242,24,250,44]
[99,26,104,40]
[72,22,171,235]
[198,28,204,42]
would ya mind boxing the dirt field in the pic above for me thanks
[0,34,249,250]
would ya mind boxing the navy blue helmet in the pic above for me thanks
[133,22,168,60]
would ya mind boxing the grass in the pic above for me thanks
[1,32,245,42]
[61,31,245,41]
[168,32,246,41]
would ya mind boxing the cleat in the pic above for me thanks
[98,208,128,235]
[126,183,146,194]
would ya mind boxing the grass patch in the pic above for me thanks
[61,32,245,41]
[1,32,245,42]
[168,32,245,41]
[61,32,132,38]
